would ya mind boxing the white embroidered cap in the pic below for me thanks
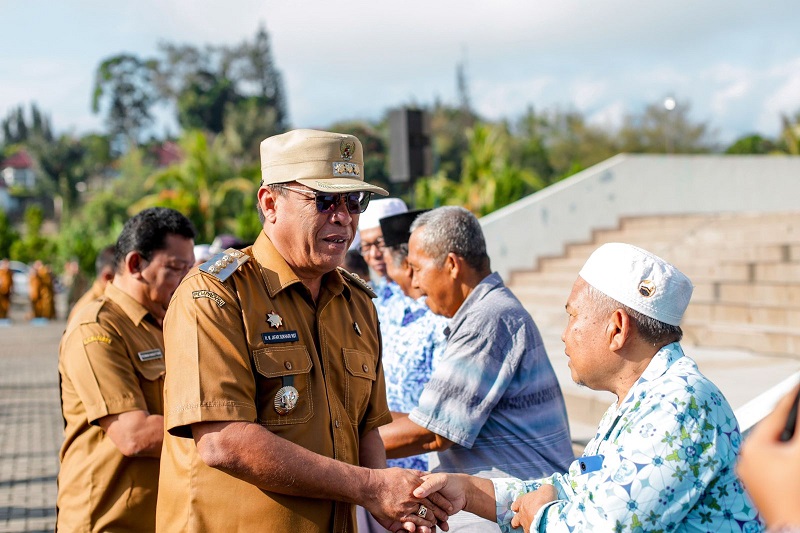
[358,198,408,231]
[579,243,694,326]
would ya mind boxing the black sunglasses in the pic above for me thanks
[277,185,372,214]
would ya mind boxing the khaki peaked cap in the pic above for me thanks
[260,129,388,196]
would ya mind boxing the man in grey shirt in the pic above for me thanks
[379,206,574,531]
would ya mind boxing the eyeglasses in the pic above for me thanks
[276,185,372,214]
[359,237,385,255]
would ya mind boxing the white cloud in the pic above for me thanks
[2,0,800,143]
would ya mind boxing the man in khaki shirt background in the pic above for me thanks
[67,244,116,323]
[57,207,196,532]
[157,129,450,532]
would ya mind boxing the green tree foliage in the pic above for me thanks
[9,205,57,265]
[781,112,800,155]
[618,101,716,154]
[31,135,87,218]
[725,134,778,154]
[153,25,287,141]
[92,54,160,146]
[541,108,619,179]
[1,103,53,145]
[415,122,544,215]
[131,130,256,242]
[0,210,19,259]
[429,101,478,182]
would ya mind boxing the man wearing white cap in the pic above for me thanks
[413,243,763,532]
[157,130,449,532]
[357,197,407,282]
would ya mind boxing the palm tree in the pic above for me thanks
[131,130,255,242]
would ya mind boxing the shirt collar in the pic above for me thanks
[620,342,685,406]
[250,231,348,301]
[449,271,503,327]
[104,283,152,327]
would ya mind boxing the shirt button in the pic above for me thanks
[362,364,369,372]
[334,419,340,428]
[284,361,292,370]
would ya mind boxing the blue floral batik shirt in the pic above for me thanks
[492,343,764,533]
[374,279,448,471]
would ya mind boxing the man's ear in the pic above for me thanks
[257,186,278,223]
[446,252,460,280]
[608,309,631,351]
[125,251,145,279]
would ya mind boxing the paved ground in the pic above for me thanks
[0,292,797,532]
[0,303,65,533]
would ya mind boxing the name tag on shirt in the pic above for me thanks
[262,331,299,344]
[138,349,163,362]
[579,454,604,474]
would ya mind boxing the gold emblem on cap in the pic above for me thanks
[266,311,283,329]
[340,139,356,161]
[638,279,656,297]
[274,385,299,415]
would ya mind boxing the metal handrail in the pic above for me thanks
[736,370,800,436]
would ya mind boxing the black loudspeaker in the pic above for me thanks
[389,108,432,183]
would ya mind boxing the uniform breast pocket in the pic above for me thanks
[131,353,166,415]
[252,345,313,426]
[343,349,377,424]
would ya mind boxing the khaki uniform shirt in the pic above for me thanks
[156,233,391,533]
[57,283,166,533]
[0,266,12,319]
[67,279,106,324]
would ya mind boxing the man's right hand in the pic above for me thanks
[413,473,468,515]
[364,468,455,532]
[414,472,499,523]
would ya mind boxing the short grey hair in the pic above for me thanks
[410,206,489,271]
[384,243,409,268]
[585,284,683,346]
[257,183,289,224]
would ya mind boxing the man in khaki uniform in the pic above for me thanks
[67,244,117,324]
[29,260,56,319]
[0,258,12,320]
[57,207,196,532]
[157,130,449,533]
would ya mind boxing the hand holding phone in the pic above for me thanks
[737,385,800,527]
[779,386,800,442]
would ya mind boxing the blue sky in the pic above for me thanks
[2,0,799,144]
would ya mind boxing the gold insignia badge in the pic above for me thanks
[274,385,299,415]
[83,334,112,346]
[638,279,656,297]
[353,322,362,336]
[192,290,226,307]
[266,311,283,329]
[340,139,355,161]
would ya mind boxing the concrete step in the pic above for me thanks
[508,270,577,286]
[667,244,800,264]
[712,281,800,307]
[686,302,800,328]
[753,262,800,283]
[683,321,800,359]
[619,214,725,231]
[690,224,800,244]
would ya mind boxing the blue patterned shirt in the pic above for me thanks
[410,273,574,479]
[492,343,764,533]
[374,279,448,471]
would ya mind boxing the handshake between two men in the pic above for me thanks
[373,469,550,532]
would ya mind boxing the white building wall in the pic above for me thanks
[480,154,800,279]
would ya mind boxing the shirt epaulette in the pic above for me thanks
[78,297,106,325]
[199,248,250,282]
[337,267,376,298]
